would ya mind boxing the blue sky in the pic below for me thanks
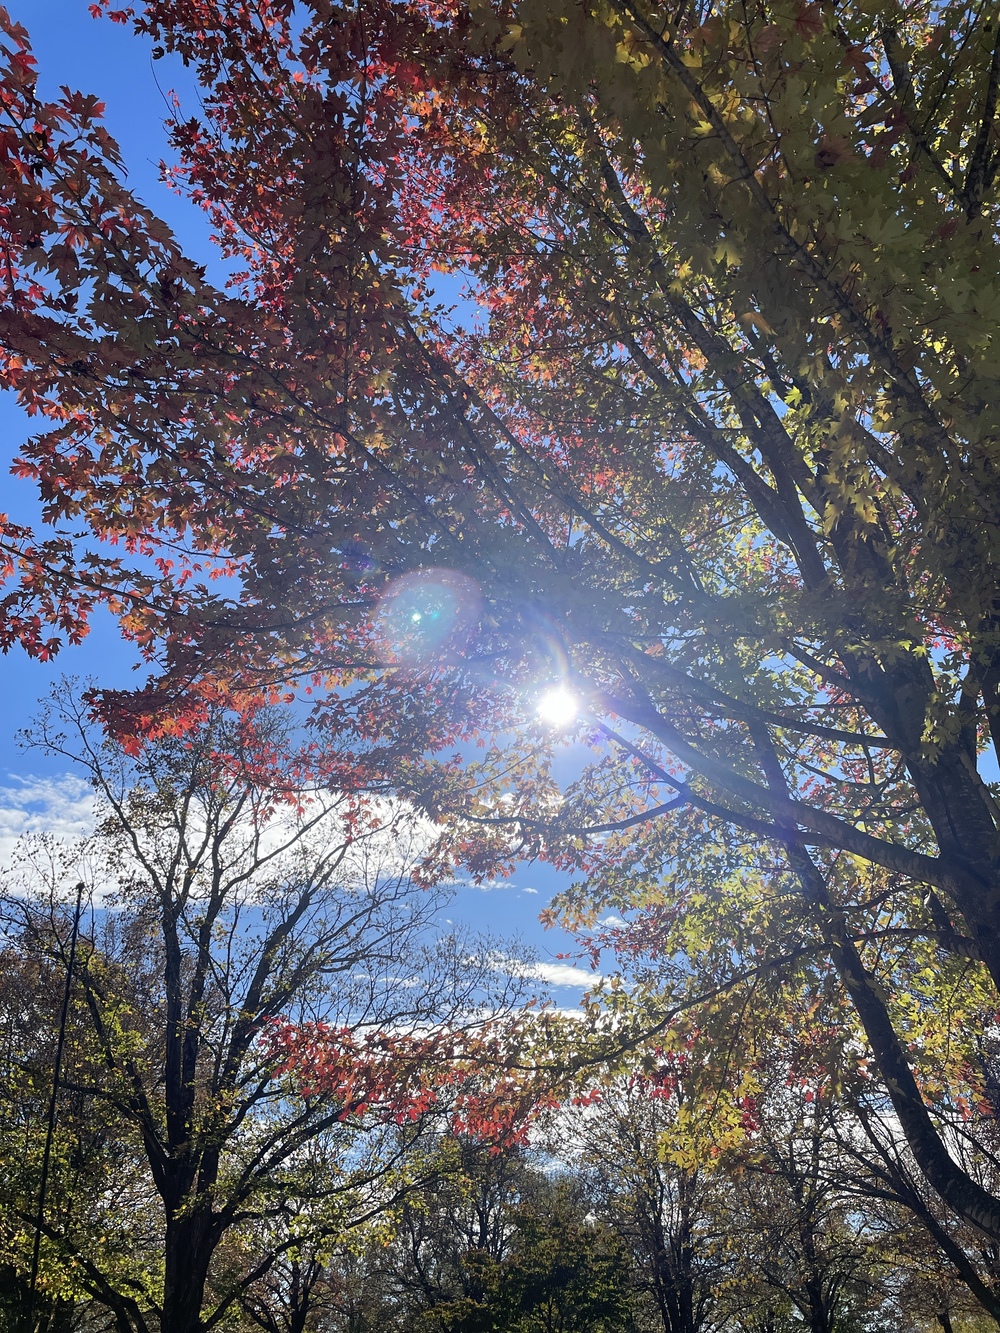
[0,0,599,995]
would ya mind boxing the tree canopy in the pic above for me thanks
[3,0,1000,1273]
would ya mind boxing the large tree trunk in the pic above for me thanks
[913,747,1000,983]
[162,1204,215,1333]
[648,1206,698,1333]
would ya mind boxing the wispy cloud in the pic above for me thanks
[442,876,518,894]
[0,774,95,866]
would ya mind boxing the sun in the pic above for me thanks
[536,685,578,729]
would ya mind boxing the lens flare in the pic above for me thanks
[375,569,482,665]
[536,685,578,728]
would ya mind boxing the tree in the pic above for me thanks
[236,1232,398,1333]
[0,931,118,1333]
[724,1081,887,1333]
[225,1134,551,1333]
[236,1141,645,1333]
[567,1078,727,1333]
[4,0,1000,1248]
[0,687,511,1333]
[377,1135,538,1329]
[826,1081,1000,1327]
[432,1179,636,1333]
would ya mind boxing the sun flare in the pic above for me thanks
[535,686,578,729]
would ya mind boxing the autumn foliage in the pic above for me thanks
[4,0,1000,1264]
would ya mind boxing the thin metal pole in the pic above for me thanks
[27,880,85,1330]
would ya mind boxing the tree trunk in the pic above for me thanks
[802,1274,833,1333]
[162,1204,215,1333]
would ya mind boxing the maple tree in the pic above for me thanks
[3,0,1000,1255]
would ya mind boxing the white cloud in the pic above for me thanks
[0,773,96,866]
[0,776,429,896]
[524,961,602,989]
[522,886,539,895]
[491,953,601,990]
[442,876,516,893]
[600,914,627,928]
